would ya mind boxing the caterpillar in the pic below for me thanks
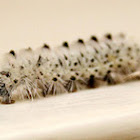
[0,33,140,104]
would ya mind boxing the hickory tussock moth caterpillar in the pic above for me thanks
[0,33,139,104]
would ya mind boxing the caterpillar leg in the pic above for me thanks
[103,73,116,85]
[1,95,15,104]
[103,71,118,85]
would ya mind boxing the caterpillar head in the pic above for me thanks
[0,82,15,104]
[0,72,15,104]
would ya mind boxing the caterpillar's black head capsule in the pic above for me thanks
[0,82,14,104]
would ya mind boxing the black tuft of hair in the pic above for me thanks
[62,42,69,48]
[9,50,16,56]
[105,33,112,40]
[43,44,50,49]
[91,36,98,42]
[77,39,84,44]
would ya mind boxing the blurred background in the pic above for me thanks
[0,0,140,52]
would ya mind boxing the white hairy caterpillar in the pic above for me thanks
[0,33,140,104]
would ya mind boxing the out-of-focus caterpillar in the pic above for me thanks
[0,33,140,104]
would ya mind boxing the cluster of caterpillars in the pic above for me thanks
[0,33,140,104]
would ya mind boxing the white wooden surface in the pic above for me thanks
[0,0,140,139]
[1,82,140,140]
